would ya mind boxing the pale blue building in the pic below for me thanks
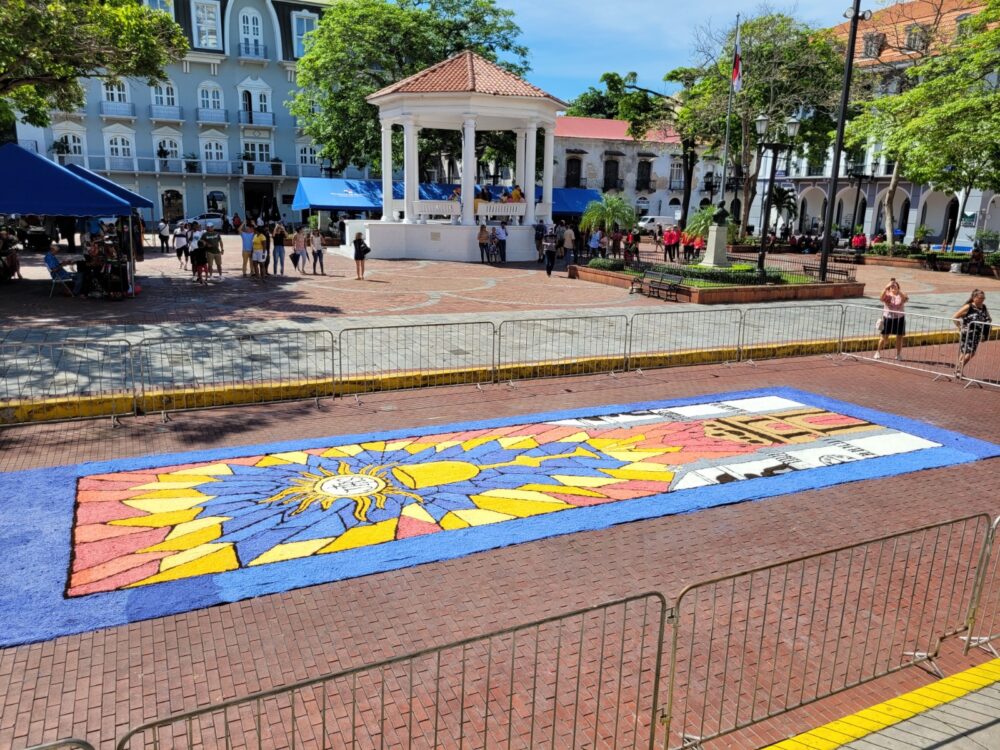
[14,0,364,224]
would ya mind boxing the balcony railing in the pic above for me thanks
[239,160,284,176]
[154,157,184,173]
[635,178,656,192]
[668,180,685,191]
[238,41,268,59]
[17,140,38,153]
[602,178,624,192]
[238,110,275,126]
[99,101,135,118]
[297,163,321,177]
[107,156,137,172]
[197,108,229,124]
[204,159,231,175]
[149,104,183,121]
[56,153,86,167]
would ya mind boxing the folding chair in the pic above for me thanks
[49,270,73,298]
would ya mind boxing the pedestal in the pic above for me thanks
[701,224,731,268]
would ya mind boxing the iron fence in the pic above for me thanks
[115,593,668,750]
[627,310,742,370]
[0,339,134,424]
[135,330,336,415]
[740,304,845,361]
[338,322,496,395]
[661,514,991,749]
[497,315,628,381]
[965,515,1000,657]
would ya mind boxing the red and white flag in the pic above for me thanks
[731,25,743,93]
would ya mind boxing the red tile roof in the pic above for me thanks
[554,116,679,145]
[368,50,565,104]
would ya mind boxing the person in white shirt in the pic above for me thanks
[173,222,189,270]
[495,222,508,263]
[157,219,170,253]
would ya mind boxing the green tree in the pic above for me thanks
[664,14,844,238]
[579,194,636,234]
[856,1,1000,248]
[770,185,798,227]
[0,0,188,127]
[291,0,528,172]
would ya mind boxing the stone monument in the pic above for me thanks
[700,202,731,268]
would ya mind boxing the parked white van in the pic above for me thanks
[637,216,672,235]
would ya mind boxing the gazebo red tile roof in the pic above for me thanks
[368,50,566,105]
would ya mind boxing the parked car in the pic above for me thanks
[181,212,224,230]
[637,216,672,235]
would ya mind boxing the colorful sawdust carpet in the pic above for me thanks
[1,388,997,647]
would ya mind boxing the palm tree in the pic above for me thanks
[579,194,636,234]
[770,186,798,228]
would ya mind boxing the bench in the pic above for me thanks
[630,270,684,300]
[802,263,852,282]
[831,252,862,265]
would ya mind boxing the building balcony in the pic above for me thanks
[50,107,86,120]
[107,156,138,172]
[239,160,285,176]
[17,140,38,153]
[99,101,136,119]
[602,178,624,192]
[203,159,233,175]
[56,153,87,167]
[238,41,269,62]
[668,180,685,191]
[196,108,229,125]
[149,104,183,122]
[238,110,275,127]
[154,157,185,173]
[297,163,321,177]
[635,178,656,192]
[564,176,588,189]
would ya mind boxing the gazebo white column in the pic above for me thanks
[524,122,538,225]
[541,125,555,222]
[402,117,418,223]
[514,128,526,189]
[461,117,477,226]
[380,119,394,221]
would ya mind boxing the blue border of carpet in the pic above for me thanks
[1,387,997,648]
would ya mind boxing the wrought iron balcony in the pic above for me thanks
[635,178,656,192]
[149,105,183,122]
[238,110,275,126]
[238,41,268,60]
[602,178,624,192]
[99,101,135,118]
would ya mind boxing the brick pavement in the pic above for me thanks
[2,357,999,748]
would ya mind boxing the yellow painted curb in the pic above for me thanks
[765,658,1000,749]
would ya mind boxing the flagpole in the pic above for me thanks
[719,14,740,210]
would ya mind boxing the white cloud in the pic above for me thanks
[501,0,849,101]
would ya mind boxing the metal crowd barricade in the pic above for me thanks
[738,304,845,362]
[337,322,496,395]
[116,593,668,750]
[627,309,742,371]
[956,319,999,389]
[840,304,962,380]
[661,515,991,749]
[497,315,628,382]
[965,516,1000,656]
[135,330,336,415]
[0,339,134,425]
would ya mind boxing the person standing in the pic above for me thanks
[953,289,991,377]
[251,225,268,281]
[291,226,307,274]
[588,227,602,259]
[271,221,287,275]
[477,224,489,263]
[875,279,908,360]
[157,218,170,253]
[173,222,189,270]
[496,222,508,263]
[562,223,576,265]
[353,231,370,280]
[310,229,325,275]
[239,223,254,276]
[533,219,545,262]
[202,224,224,280]
[543,225,558,277]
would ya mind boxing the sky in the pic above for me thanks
[501,0,853,103]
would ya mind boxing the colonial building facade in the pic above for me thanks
[14,0,353,223]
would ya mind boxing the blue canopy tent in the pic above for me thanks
[292,177,602,216]
[64,164,155,293]
[0,143,131,216]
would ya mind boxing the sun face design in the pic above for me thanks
[261,461,423,522]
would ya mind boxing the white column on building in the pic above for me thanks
[461,117,477,226]
[514,128,526,190]
[524,121,538,225]
[541,125,555,223]
[402,117,418,223]
[380,119,394,221]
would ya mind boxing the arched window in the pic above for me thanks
[202,140,226,173]
[198,84,223,111]
[57,134,83,155]
[108,136,133,157]
[156,138,179,159]
[669,162,684,190]
[257,92,269,113]
[602,160,620,191]
[152,82,176,107]
[636,161,652,191]
[103,82,128,103]
[565,157,582,188]
[298,145,317,164]
[240,9,263,57]
[241,90,253,112]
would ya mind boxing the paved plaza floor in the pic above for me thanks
[1,242,999,749]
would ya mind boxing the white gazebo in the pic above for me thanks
[362,50,566,261]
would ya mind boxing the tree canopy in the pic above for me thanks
[0,0,188,127]
[291,0,528,172]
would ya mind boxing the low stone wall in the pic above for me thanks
[568,265,865,304]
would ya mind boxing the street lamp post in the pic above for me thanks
[754,113,801,281]
[847,163,871,239]
[819,0,872,281]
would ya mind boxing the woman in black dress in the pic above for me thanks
[352,231,370,280]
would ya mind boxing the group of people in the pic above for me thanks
[876,278,991,377]
[650,225,705,263]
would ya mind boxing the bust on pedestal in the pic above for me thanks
[701,202,731,268]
